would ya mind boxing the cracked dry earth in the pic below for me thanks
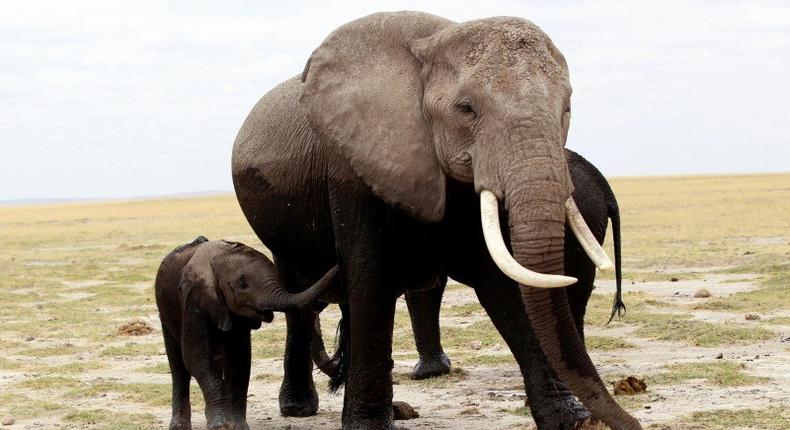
[2,272,788,430]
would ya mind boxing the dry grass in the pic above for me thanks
[0,173,788,428]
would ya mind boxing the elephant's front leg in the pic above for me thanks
[331,183,398,430]
[471,274,592,430]
[181,319,232,430]
[405,277,452,379]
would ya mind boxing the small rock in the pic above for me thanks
[670,277,679,282]
[613,376,647,395]
[392,401,419,420]
[694,288,711,298]
[158,348,167,356]
[470,340,482,350]
[743,251,754,255]
[744,313,760,321]
[1,415,14,426]
[24,336,35,342]
[492,343,503,351]
[716,353,724,359]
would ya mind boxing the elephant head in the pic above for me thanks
[179,241,338,331]
[300,11,637,429]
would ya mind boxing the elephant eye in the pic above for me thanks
[564,106,571,114]
[237,277,249,290]
[455,101,477,119]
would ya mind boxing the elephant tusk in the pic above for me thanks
[479,190,577,288]
[565,198,614,271]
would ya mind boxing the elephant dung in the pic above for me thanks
[392,401,419,420]
[613,376,647,395]
[117,319,153,336]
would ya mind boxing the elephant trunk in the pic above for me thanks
[265,266,339,312]
[481,146,640,430]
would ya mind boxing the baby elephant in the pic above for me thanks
[155,236,337,430]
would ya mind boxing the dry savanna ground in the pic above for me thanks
[1,173,789,429]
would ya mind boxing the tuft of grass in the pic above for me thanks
[0,393,67,419]
[16,343,81,357]
[62,409,159,430]
[136,362,170,374]
[695,263,790,313]
[100,341,160,357]
[676,406,790,430]
[631,312,774,346]
[651,361,767,387]
[15,375,82,391]
[585,336,636,350]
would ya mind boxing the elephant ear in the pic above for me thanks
[179,251,233,332]
[300,12,453,223]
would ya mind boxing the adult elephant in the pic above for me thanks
[312,149,626,381]
[232,11,640,430]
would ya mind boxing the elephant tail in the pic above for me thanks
[328,304,350,392]
[607,194,626,323]
[311,304,350,392]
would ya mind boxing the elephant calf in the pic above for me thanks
[155,236,337,430]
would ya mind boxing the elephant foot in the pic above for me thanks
[342,416,397,430]
[530,393,591,430]
[411,352,451,380]
[167,416,191,430]
[279,379,319,417]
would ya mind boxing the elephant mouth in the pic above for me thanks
[254,309,275,323]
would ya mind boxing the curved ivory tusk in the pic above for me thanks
[565,198,614,271]
[480,190,577,288]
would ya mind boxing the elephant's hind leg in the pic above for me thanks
[405,277,452,380]
[276,259,320,417]
[163,327,192,430]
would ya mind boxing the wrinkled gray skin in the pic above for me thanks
[155,237,337,430]
[312,149,626,382]
[232,11,640,430]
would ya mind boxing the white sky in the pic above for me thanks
[1,0,788,201]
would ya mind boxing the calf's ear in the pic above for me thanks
[179,256,233,332]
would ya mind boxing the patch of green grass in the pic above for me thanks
[652,361,766,387]
[765,316,790,325]
[100,341,160,357]
[0,393,67,419]
[393,367,467,388]
[442,320,503,350]
[62,409,159,430]
[507,406,532,417]
[614,393,652,412]
[253,372,281,383]
[677,406,790,430]
[585,336,636,350]
[251,326,287,359]
[456,353,516,367]
[444,302,484,317]
[41,360,105,374]
[69,380,203,409]
[136,362,170,374]
[0,357,24,370]
[15,375,82,390]
[16,343,81,356]
[630,311,774,346]
[696,263,790,313]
